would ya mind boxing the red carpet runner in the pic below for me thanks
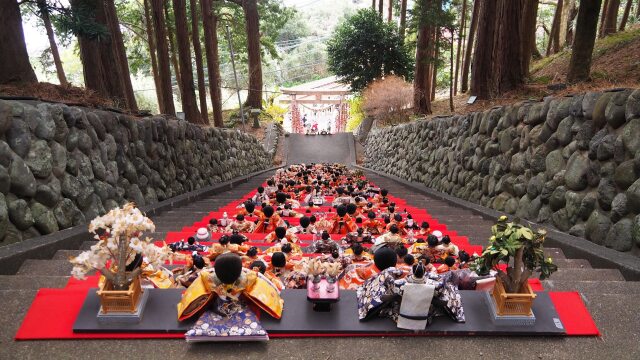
[15,175,600,340]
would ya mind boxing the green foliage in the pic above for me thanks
[327,8,413,92]
[346,96,365,132]
[471,216,558,293]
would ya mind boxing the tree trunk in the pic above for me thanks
[602,0,620,36]
[470,0,497,99]
[399,0,408,40]
[388,0,393,23]
[201,0,223,127]
[619,0,633,31]
[165,4,182,99]
[414,0,433,115]
[636,0,640,18]
[150,0,176,115]
[173,0,201,124]
[567,0,603,83]
[73,0,128,107]
[521,0,539,77]
[104,0,138,111]
[492,0,523,96]
[379,0,384,16]
[565,1,578,46]
[461,0,479,93]
[449,29,454,112]
[243,0,263,109]
[453,0,467,96]
[0,0,37,85]
[599,0,609,38]
[190,0,209,124]
[546,0,562,56]
[144,0,164,112]
[372,0,376,10]
[37,0,67,86]
[558,0,575,49]
[430,28,439,102]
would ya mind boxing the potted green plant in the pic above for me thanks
[472,216,558,316]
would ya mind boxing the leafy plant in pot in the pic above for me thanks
[471,216,558,315]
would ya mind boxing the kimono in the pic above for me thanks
[207,243,250,261]
[362,219,385,235]
[309,238,340,254]
[339,263,381,290]
[265,231,299,244]
[253,214,286,233]
[225,220,256,233]
[356,268,465,327]
[178,269,283,342]
[328,214,357,235]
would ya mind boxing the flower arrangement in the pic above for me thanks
[70,203,171,290]
[471,216,558,294]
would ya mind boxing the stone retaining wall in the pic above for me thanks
[0,100,271,245]
[365,89,640,254]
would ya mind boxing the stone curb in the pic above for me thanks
[0,166,282,275]
[354,165,640,281]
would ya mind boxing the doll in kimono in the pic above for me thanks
[253,206,286,233]
[328,205,357,235]
[265,226,299,244]
[362,211,385,235]
[225,214,255,233]
[178,253,284,342]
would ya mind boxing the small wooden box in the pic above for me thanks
[491,278,537,316]
[97,276,143,314]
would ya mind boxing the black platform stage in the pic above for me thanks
[73,289,566,336]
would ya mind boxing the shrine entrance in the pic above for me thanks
[279,76,351,134]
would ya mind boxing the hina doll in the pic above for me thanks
[173,254,206,288]
[343,243,373,265]
[436,235,459,257]
[253,206,286,233]
[331,187,355,207]
[225,214,255,233]
[329,205,357,234]
[396,263,436,330]
[290,216,317,235]
[267,252,308,289]
[251,186,270,206]
[339,247,397,290]
[236,201,264,219]
[362,211,384,235]
[208,235,249,261]
[309,231,339,254]
[178,253,284,342]
[424,235,445,263]
[207,219,222,234]
[265,226,299,244]
[265,241,303,257]
[169,236,208,253]
[416,221,431,237]
[386,214,408,236]
[356,253,465,327]
[371,224,405,253]
[341,227,373,247]
[437,256,459,274]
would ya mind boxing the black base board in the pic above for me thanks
[73,289,566,336]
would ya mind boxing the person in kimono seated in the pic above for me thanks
[169,236,208,253]
[290,216,317,235]
[265,226,299,244]
[356,252,465,327]
[235,201,263,219]
[178,253,283,341]
[362,211,384,235]
[329,205,357,234]
[339,247,397,290]
[251,186,270,206]
[253,206,285,233]
[371,224,405,253]
[437,235,459,257]
[310,231,339,254]
[173,253,206,288]
[225,214,255,233]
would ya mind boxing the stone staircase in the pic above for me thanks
[0,169,639,359]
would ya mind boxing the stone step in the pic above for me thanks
[544,247,565,259]
[52,249,82,260]
[16,259,77,277]
[543,280,640,295]
[545,268,624,281]
[0,275,69,290]
[550,258,592,268]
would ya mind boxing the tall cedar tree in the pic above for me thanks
[0,0,37,84]
[414,0,434,114]
[470,0,497,99]
[173,0,201,123]
[37,0,68,86]
[190,0,209,123]
[165,4,182,99]
[619,0,633,31]
[229,0,263,109]
[144,0,164,111]
[521,0,539,77]
[150,0,176,115]
[602,0,620,36]
[546,0,562,56]
[201,0,223,126]
[567,0,603,83]
[599,0,609,37]
[453,0,467,95]
[379,0,383,16]
[460,0,478,93]
[399,0,408,40]
[71,0,136,109]
[388,0,393,22]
